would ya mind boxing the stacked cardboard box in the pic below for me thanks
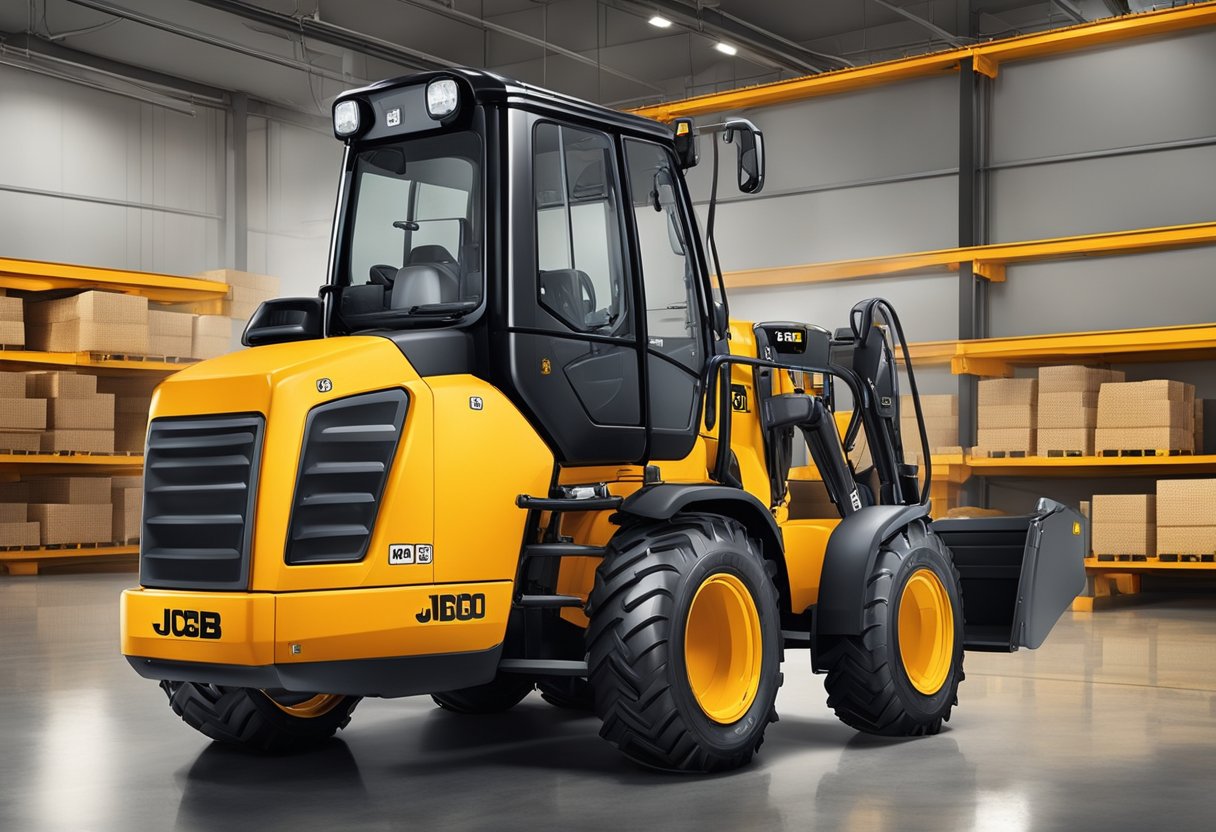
[1036,365,1125,456]
[0,370,47,452]
[1091,493,1155,557]
[1155,479,1216,558]
[1195,400,1205,453]
[900,394,959,454]
[976,378,1037,455]
[193,315,232,359]
[148,309,195,358]
[194,269,281,321]
[96,376,157,453]
[24,291,150,354]
[112,475,143,544]
[0,498,39,547]
[1095,380,1195,454]
[28,371,115,453]
[24,475,113,545]
[0,293,24,347]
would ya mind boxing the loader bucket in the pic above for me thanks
[932,498,1086,652]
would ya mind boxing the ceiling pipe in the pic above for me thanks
[867,0,970,47]
[607,0,852,73]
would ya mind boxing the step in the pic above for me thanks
[516,494,622,512]
[497,659,588,676]
[521,543,607,559]
[515,594,584,609]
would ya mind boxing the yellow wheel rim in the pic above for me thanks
[264,692,344,718]
[684,572,763,724]
[897,568,955,695]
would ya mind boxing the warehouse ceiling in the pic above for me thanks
[0,0,1195,116]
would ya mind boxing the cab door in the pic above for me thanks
[621,138,711,461]
[502,114,646,464]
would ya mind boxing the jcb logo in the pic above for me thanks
[416,593,486,623]
[776,330,803,344]
[153,609,222,640]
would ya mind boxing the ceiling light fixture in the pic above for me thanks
[715,41,738,56]
[648,15,673,28]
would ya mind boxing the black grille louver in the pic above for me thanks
[140,415,264,590]
[285,389,408,564]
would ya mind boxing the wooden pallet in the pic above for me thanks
[85,352,199,364]
[0,343,25,351]
[1098,448,1194,457]
[1045,449,1087,458]
[1157,553,1216,563]
[1,543,138,576]
[973,449,1029,459]
[1093,553,1151,562]
[32,449,141,457]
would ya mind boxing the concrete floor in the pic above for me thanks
[2,573,1215,832]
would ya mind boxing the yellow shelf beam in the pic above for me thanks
[723,221,1216,290]
[950,322,1216,377]
[1083,558,1216,572]
[0,453,143,476]
[0,544,139,575]
[0,257,228,303]
[631,2,1216,120]
[965,453,1216,478]
[0,349,193,374]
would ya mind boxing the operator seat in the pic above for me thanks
[390,244,462,309]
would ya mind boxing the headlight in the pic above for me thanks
[333,100,360,137]
[426,79,459,120]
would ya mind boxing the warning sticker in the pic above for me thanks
[389,544,433,565]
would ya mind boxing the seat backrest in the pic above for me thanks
[369,264,398,286]
[408,244,457,266]
[390,264,460,309]
[539,269,591,330]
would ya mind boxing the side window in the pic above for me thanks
[533,122,631,336]
[623,139,704,371]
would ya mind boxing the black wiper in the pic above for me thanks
[405,301,479,317]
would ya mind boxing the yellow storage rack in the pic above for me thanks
[1,259,228,576]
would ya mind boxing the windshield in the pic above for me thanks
[338,130,483,327]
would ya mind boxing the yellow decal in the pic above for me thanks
[1072,521,1082,536]
[541,358,552,375]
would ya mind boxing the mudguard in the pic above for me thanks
[619,484,783,562]
[811,503,931,641]
[933,498,1086,651]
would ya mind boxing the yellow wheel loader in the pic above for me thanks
[121,70,1086,772]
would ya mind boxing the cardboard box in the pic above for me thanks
[95,375,159,398]
[1196,399,1205,453]
[1037,427,1094,456]
[979,404,1036,429]
[196,268,282,293]
[0,370,27,398]
[112,474,143,489]
[40,430,115,454]
[1091,522,1155,556]
[901,394,958,418]
[1156,480,1216,527]
[978,378,1037,407]
[193,270,281,320]
[1097,399,1193,430]
[0,398,47,430]
[1095,426,1194,453]
[26,371,97,398]
[0,482,30,501]
[1080,500,1090,520]
[147,310,195,357]
[0,296,23,347]
[192,315,231,359]
[976,428,1035,454]
[1038,365,1125,394]
[27,503,111,545]
[24,291,149,354]
[0,431,41,452]
[1156,526,1216,556]
[0,503,26,522]
[1092,494,1155,525]
[1098,380,1194,406]
[25,476,111,504]
[0,521,39,547]
[114,410,148,454]
[112,485,142,543]
[45,394,116,430]
[1037,392,1099,428]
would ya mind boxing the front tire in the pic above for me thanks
[431,674,534,714]
[587,514,782,773]
[161,682,359,753]
[818,520,964,736]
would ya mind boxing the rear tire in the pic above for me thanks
[161,682,359,753]
[431,674,534,714]
[537,677,595,711]
[587,513,782,773]
[818,520,964,736]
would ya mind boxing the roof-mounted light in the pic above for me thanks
[426,78,460,120]
[333,99,360,137]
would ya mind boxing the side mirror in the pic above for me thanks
[713,301,729,339]
[724,118,765,194]
[242,297,323,347]
[672,117,699,169]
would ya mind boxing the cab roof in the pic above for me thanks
[335,67,674,144]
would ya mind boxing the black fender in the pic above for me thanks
[811,503,931,653]
[618,484,786,598]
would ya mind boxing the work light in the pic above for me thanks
[333,100,360,137]
[426,78,460,120]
